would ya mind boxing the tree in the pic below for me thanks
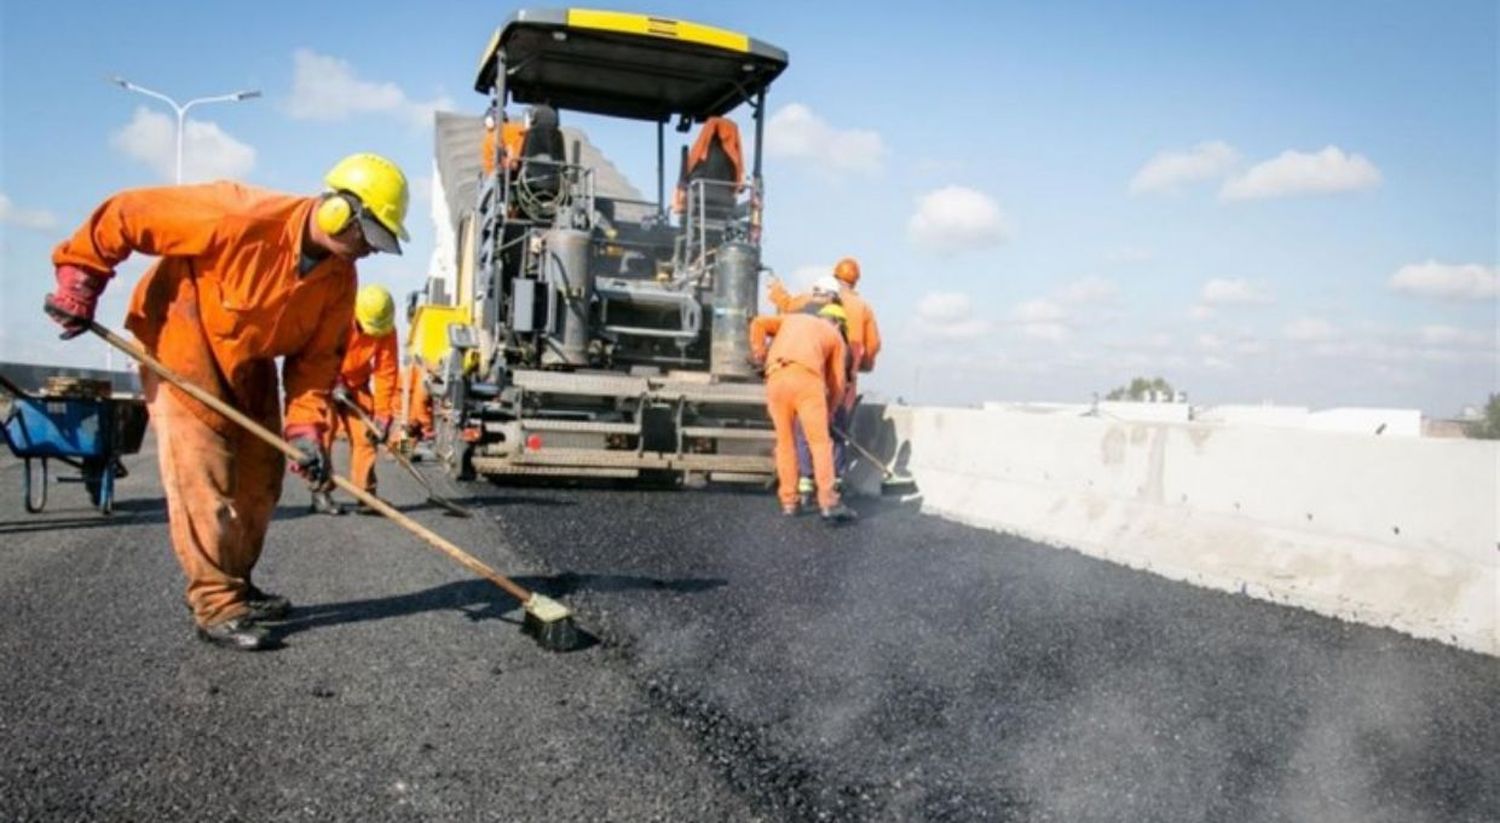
[1465,394,1500,440]
[1105,376,1175,402]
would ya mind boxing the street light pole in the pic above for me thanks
[109,77,261,183]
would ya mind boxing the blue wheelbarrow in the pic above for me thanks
[0,372,149,515]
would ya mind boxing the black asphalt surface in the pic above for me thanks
[2,435,1497,822]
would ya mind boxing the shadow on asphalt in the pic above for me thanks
[271,571,724,646]
[0,495,169,533]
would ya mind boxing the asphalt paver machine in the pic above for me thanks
[413,8,789,483]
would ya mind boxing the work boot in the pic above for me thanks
[796,476,814,507]
[781,501,800,517]
[820,502,858,525]
[196,617,271,652]
[353,496,385,516]
[245,584,291,622]
[309,490,344,516]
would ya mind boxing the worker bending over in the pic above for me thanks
[319,284,400,515]
[768,257,882,494]
[750,304,857,524]
[45,153,411,651]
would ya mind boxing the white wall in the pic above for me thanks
[872,406,1498,656]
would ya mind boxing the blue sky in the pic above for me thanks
[1,1,1495,415]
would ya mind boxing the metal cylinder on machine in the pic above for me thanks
[540,228,593,366]
[710,242,760,379]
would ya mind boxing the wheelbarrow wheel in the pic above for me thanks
[23,457,48,513]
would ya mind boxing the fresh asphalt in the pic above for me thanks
[1,435,1496,821]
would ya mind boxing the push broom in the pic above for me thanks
[88,320,579,652]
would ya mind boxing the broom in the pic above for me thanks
[330,386,473,518]
[88,320,579,652]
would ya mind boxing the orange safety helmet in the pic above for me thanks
[833,257,861,286]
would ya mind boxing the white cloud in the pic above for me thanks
[785,264,831,291]
[1416,325,1489,347]
[1129,141,1240,195]
[1283,317,1337,342]
[907,186,1010,254]
[1188,304,1216,322]
[1058,276,1118,304]
[764,103,885,175]
[1010,299,1071,341]
[913,291,991,340]
[1388,261,1499,301]
[1220,146,1381,200]
[286,49,453,129]
[0,193,57,230]
[111,106,255,182]
[1200,278,1272,306]
[1197,333,1223,351]
[1202,355,1233,371]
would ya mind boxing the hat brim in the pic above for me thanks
[358,214,402,255]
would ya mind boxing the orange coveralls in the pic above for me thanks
[768,281,882,374]
[333,322,399,493]
[403,359,434,439]
[749,313,848,509]
[52,182,356,627]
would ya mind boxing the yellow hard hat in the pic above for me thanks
[355,284,396,336]
[324,153,410,254]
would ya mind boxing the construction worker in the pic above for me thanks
[749,303,857,524]
[769,258,882,494]
[319,284,400,515]
[44,153,410,651]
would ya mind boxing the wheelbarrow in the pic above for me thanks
[0,372,148,515]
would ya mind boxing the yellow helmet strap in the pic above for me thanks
[315,193,356,236]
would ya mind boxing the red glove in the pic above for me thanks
[44,265,110,339]
[284,423,330,486]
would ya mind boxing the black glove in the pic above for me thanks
[366,415,392,446]
[284,423,330,486]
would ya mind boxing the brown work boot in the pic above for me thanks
[196,616,271,652]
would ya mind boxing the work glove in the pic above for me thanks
[44,265,111,339]
[366,415,392,446]
[330,382,354,408]
[284,423,330,486]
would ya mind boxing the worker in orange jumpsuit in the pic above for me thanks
[321,284,401,515]
[403,357,435,442]
[749,303,857,524]
[479,105,527,177]
[768,257,882,493]
[45,153,411,651]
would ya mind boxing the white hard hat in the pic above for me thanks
[812,275,842,296]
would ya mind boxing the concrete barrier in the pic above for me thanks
[862,405,1498,656]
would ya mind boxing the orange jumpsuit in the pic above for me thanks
[403,359,434,439]
[52,182,356,627]
[332,322,400,493]
[749,313,848,509]
[480,121,527,176]
[768,281,882,375]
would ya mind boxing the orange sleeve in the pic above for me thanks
[860,304,882,372]
[52,184,231,276]
[823,331,847,406]
[749,315,782,362]
[283,274,357,430]
[371,332,401,417]
[767,279,794,313]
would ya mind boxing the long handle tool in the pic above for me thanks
[90,320,578,652]
[332,389,473,518]
[831,423,917,494]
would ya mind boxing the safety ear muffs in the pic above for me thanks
[315,194,354,236]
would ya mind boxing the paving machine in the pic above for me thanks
[411,9,789,483]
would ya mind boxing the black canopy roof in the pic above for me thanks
[474,9,789,122]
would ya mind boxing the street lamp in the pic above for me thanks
[110,76,261,184]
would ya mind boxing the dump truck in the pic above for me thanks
[409,9,789,483]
